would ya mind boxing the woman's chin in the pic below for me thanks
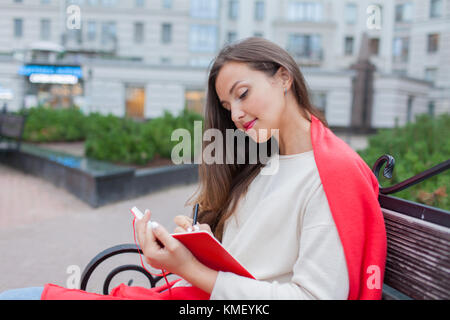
[245,126,272,144]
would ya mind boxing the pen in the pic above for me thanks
[193,203,199,226]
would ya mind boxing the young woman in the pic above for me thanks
[1,37,386,300]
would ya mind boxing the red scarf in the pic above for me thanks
[41,114,386,300]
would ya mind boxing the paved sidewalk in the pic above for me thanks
[0,163,198,292]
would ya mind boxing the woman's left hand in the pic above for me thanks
[135,209,198,277]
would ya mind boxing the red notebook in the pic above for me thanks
[130,206,254,279]
[172,231,255,279]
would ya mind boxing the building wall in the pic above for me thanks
[0,0,448,127]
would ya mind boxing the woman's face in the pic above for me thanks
[215,61,286,143]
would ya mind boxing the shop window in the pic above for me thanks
[185,90,205,115]
[126,85,146,119]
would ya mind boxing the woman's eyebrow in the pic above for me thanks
[220,80,244,105]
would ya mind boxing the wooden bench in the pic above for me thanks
[0,110,27,152]
[80,155,450,300]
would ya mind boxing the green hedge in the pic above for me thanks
[21,106,204,165]
[358,113,449,211]
[22,106,86,142]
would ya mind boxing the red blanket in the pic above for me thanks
[41,114,386,300]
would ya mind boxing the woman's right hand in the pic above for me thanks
[173,215,213,236]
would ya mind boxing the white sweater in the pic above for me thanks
[209,150,349,300]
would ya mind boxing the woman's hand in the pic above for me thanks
[135,209,219,294]
[173,215,213,236]
[135,210,198,277]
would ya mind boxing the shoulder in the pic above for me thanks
[300,181,336,230]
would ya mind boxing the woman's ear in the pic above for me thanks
[275,66,293,90]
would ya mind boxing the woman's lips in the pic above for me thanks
[244,118,257,131]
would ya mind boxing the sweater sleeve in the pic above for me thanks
[209,185,349,300]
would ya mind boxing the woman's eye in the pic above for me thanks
[239,90,248,99]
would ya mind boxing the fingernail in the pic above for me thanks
[193,225,200,231]
[151,221,159,229]
[145,209,150,215]
[187,227,192,232]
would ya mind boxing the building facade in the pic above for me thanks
[0,0,448,130]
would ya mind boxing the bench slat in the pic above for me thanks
[386,241,450,284]
[382,208,450,300]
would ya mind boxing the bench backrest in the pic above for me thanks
[381,199,450,299]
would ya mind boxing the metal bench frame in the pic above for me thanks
[80,155,450,299]
[0,110,27,152]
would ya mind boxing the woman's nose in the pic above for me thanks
[230,104,245,123]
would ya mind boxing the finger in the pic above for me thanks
[197,223,213,235]
[174,226,187,234]
[136,209,151,247]
[151,222,179,252]
[174,215,193,230]
[144,220,161,252]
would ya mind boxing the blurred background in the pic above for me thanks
[0,0,448,293]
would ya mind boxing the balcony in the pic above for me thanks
[288,49,324,66]
[61,32,118,55]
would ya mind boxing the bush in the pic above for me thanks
[22,106,86,142]
[20,106,204,166]
[84,109,203,165]
[142,109,203,159]
[85,114,156,165]
[358,113,450,211]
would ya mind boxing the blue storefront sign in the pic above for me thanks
[18,65,83,78]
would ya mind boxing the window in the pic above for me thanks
[344,36,354,55]
[287,34,322,60]
[135,0,144,7]
[13,18,23,38]
[255,1,265,21]
[406,96,413,123]
[427,33,439,53]
[229,0,239,20]
[160,57,171,65]
[101,0,117,7]
[395,3,413,22]
[161,23,172,44]
[424,68,437,82]
[430,0,442,18]
[101,22,116,44]
[87,21,96,41]
[428,101,435,117]
[125,85,146,119]
[162,0,172,9]
[254,31,263,38]
[134,22,144,43]
[227,31,237,43]
[40,19,51,40]
[41,0,51,4]
[369,38,380,56]
[310,92,327,114]
[191,0,218,19]
[345,3,357,24]
[288,1,323,22]
[393,37,409,62]
[185,90,206,114]
[189,25,217,52]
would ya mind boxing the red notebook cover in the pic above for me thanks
[172,231,255,279]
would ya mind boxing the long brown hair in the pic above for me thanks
[186,37,328,241]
